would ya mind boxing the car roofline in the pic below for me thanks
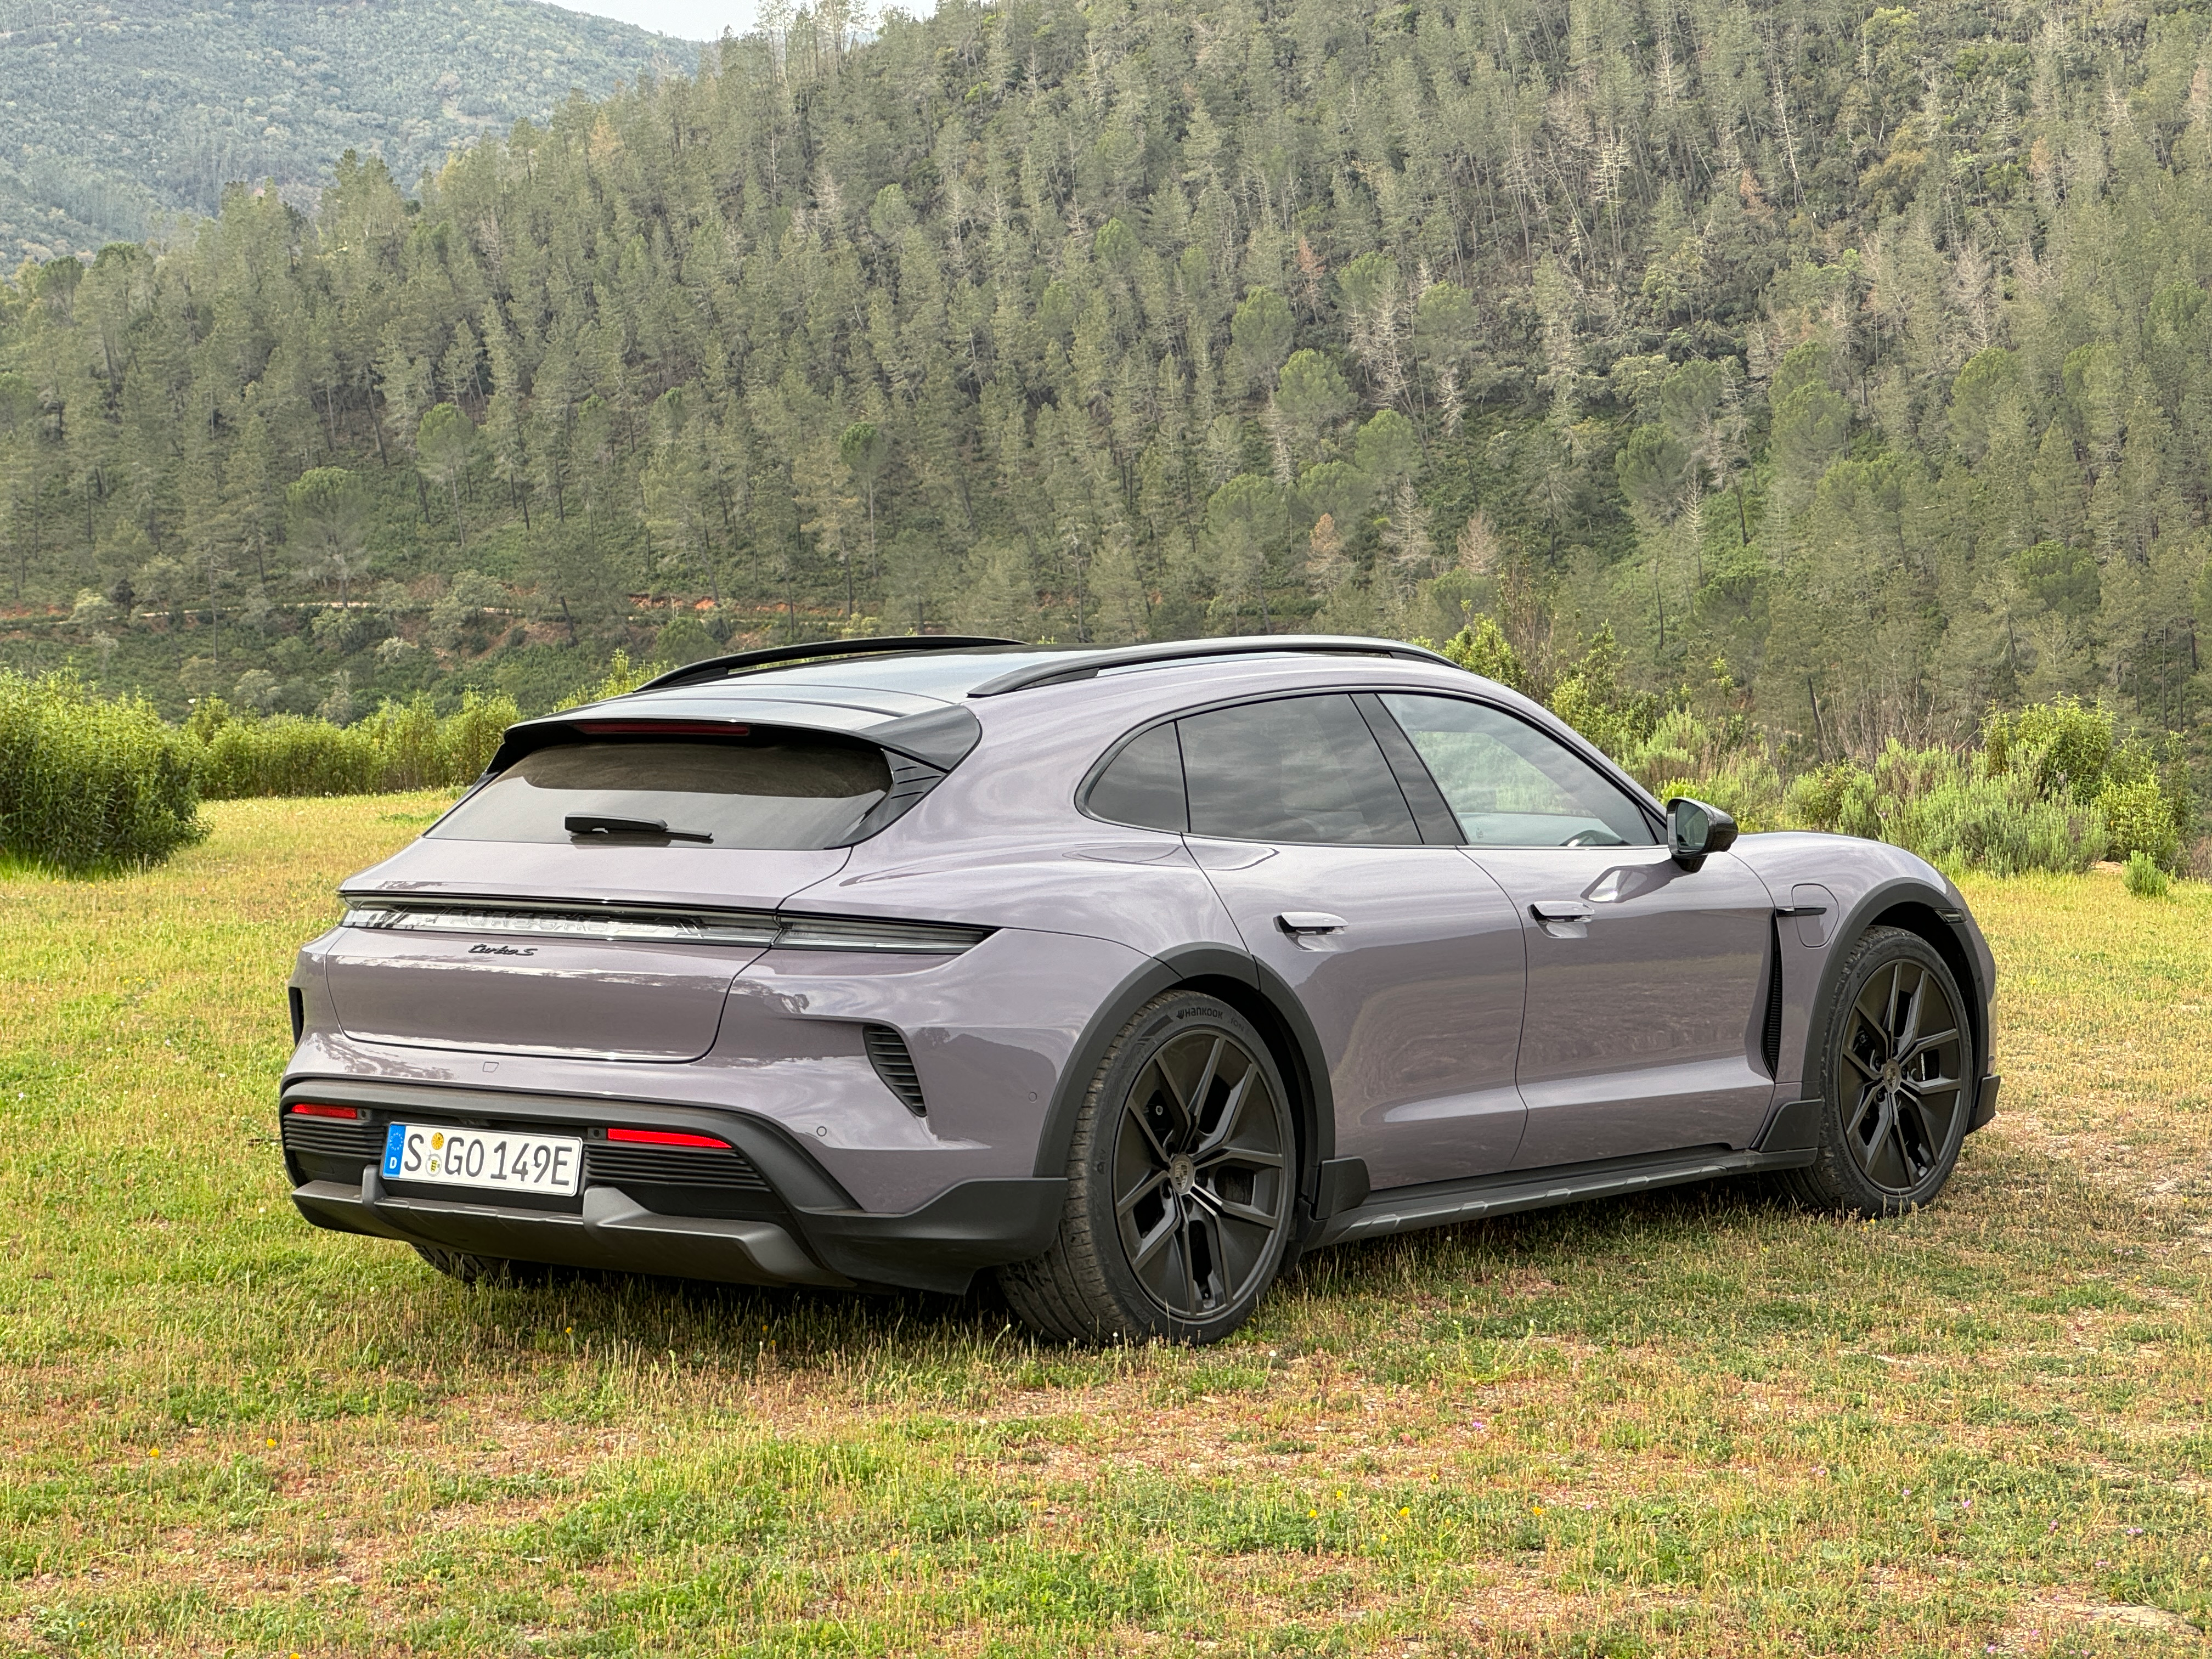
[964,635,1453,696]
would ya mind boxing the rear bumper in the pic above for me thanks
[282,1077,1065,1295]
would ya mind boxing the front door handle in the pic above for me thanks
[1276,912,1347,936]
[1530,901,1594,922]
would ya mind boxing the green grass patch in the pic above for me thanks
[2,803,2210,1652]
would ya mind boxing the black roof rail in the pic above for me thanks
[965,635,1455,697]
[630,635,1027,694]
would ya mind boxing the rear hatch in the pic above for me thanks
[325,720,903,1061]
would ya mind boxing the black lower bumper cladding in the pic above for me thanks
[280,1079,1064,1295]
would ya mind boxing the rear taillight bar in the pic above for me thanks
[339,899,991,955]
[341,902,779,947]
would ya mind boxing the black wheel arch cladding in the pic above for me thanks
[1796,877,1991,1092]
[1031,944,1335,1219]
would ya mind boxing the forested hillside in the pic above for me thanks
[0,0,693,267]
[3,0,2211,775]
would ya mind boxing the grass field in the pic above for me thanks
[2,798,2209,1657]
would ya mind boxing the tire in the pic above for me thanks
[1780,926,1976,1217]
[413,1244,550,1285]
[999,990,1301,1345]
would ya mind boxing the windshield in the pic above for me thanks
[430,736,893,850]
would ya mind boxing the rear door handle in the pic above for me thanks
[1276,912,1347,936]
[1530,901,1594,922]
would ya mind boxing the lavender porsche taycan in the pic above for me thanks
[281,636,1999,1342]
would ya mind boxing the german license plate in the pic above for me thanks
[381,1122,583,1197]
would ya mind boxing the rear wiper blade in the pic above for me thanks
[564,814,714,844]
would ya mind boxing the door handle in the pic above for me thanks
[1276,912,1347,936]
[1530,901,1594,922]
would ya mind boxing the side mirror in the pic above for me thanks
[1666,797,1739,871]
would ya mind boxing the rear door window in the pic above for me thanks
[431,735,893,850]
[1177,695,1419,845]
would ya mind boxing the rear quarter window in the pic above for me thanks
[431,735,893,850]
[1084,724,1188,832]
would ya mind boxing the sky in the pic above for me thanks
[563,0,751,40]
[559,0,935,40]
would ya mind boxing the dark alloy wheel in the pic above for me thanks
[1000,991,1300,1344]
[1784,926,1975,1217]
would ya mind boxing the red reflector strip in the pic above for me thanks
[288,1103,362,1120]
[606,1127,728,1149]
[573,720,748,737]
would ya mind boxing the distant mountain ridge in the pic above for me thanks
[0,0,697,267]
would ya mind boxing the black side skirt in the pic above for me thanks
[1318,1143,1817,1246]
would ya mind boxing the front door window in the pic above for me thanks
[1379,693,1655,848]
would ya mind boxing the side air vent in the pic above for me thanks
[863,1024,927,1115]
[1760,919,1785,1078]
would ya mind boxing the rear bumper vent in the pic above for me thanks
[863,1024,927,1115]
[584,1142,771,1192]
[283,1116,382,1163]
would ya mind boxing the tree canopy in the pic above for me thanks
[1,0,2209,775]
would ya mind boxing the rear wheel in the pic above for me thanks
[1781,927,1974,1217]
[1000,991,1299,1345]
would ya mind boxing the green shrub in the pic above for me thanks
[556,648,672,712]
[1619,709,1785,832]
[2124,850,2171,898]
[1786,759,1883,839]
[0,670,205,871]
[1672,757,1786,834]
[1547,624,1660,760]
[1784,744,1961,843]
[1904,775,2107,876]
[2098,773,2183,870]
[1441,617,1530,696]
[196,712,382,798]
[1780,742,2108,874]
[441,689,521,781]
[358,693,447,791]
[194,688,523,799]
[1982,696,2114,802]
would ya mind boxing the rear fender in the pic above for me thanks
[1031,945,1337,1231]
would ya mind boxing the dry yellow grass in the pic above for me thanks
[1,801,2208,1655]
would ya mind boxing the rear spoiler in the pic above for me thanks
[480,700,984,780]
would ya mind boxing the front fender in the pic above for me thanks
[1729,833,1996,1102]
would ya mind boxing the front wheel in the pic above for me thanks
[1781,926,1976,1217]
[999,991,1300,1345]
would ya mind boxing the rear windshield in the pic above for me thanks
[430,736,893,850]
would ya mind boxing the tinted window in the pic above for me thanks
[1180,696,1419,845]
[1086,724,1188,831]
[1380,695,1656,847]
[431,736,892,850]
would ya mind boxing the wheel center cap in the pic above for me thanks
[1882,1060,1900,1086]
[1166,1154,1197,1197]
